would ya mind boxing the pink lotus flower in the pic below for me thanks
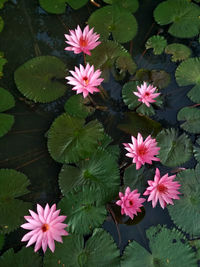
[21,204,68,253]
[66,63,104,98]
[116,187,145,219]
[64,25,101,55]
[143,168,181,209]
[133,82,160,107]
[123,133,160,170]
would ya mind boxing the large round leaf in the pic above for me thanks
[0,169,31,233]
[66,0,88,9]
[88,6,138,43]
[47,113,104,163]
[59,186,107,235]
[103,0,139,13]
[0,87,15,112]
[44,229,120,267]
[165,43,191,62]
[121,225,197,267]
[156,128,192,167]
[14,56,67,103]
[0,247,42,267]
[0,113,14,138]
[177,107,200,134]
[154,0,200,38]
[59,150,120,201]
[168,168,200,238]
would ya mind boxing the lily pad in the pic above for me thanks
[136,103,155,116]
[14,56,67,103]
[59,185,107,235]
[0,247,42,267]
[103,0,139,13]
[0,169,31,233]
[0,87,15,112]
[154,0,200,38]
[150,70,171,89]
[44,229,120,267]
[168,168,200,238]
[39,0,66,14]
[145,35,167,55]
[66,0,88,9]
[122,81,140,110]
[0,113,14,138]
[156,128,192,167]
[177,107,200,134]
[64,94,94,119]
[115,55,137,75]
[194,137,200,163]
[47,113,104,163]
[165,43,191,62]
[88,6,138,43]
[187,84,200,104]
[121,225,197,267]
[59,149,120,202]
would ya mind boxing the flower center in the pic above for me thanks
[129,200,133,206]
[41,223,49,232]
[157,184,167,193]
[83,76,89,85]
[79,37,88,47]
[138,145,147,156]
[144,92,150,96]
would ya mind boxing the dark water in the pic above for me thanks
[0,0,198,255]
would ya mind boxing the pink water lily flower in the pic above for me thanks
[116,187,145,219]
[66,63,104,98]
[64,25,101,55]
[21,204,68,253]
[123,133,160,170]
[143,168,181,209]
[134,82,160,107]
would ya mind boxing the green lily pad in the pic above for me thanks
[168,168,200,238]
[0,113,14,138]
[59,149,120,202]
[177,107,200,134]
[14,56,67,103]
[0,52,7,78]
[115,55,137,75]
[118,112,162,138]
[189,240,200,261]
[88,6,138,43]
[165,43,191,62]
[0,87,15,112]
[44,229,120,267]
[156,128,192,167]
[145,35,167,55]
[150,70,171,89]
[59,186,107,235]
[194,137,200,163]
[0,169,31,233]
[47,113,104,163]
[122,81,140,110]
[64,94,94,119]
[136,103,155,116]
[121,225,197,267]
[66,0,88,9]
[39,0,66,14]
[103,0,139,13]
[187,84,200,104]
[154,0,200,38]
[0,247,42,267]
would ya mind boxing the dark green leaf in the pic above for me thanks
[165,43,191,62]
[66,0,88,9]
[122,81,140,110]
[187,84,200,104]
[146,35,167,55]
[0,52,7,78]
[103,0,139,13]
[177,107,200,134]
[0,113,14,138]
[150,70,171,89]
[0,234,4,250]
[0,87,15,112]
[39,0,66,14]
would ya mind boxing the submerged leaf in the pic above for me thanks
[88,6,138,43]
[177,107,200,134]
[47,113,104,163]
[145,35,167,55]
[165,43,191,62]
[150,70,171,89]
[157,128,192,167]
[14,56,67,103]
[0,53,7,78]
[0,16,4,33]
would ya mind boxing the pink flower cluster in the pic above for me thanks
[65,25,103,98]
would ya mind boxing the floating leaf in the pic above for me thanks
[136,103,155,117]
[118,112,162,138]
[150,70,171,89]
[168,168,200,238]
[0,247,42,267]
[44,229,120,267]
[157,128,192,167]
[66,0,88,9]
[165,43,191,62]
[177,107,200,134]
[187,84,200,104]
[0,52,7,78]
[154,0,200,38]
[64,94,94,119]
[0,113,14,138]
[59,186,107,235]
[0,169,31,233]
[59,150,120,201]
[39,0,66,14]
[194,137,200,163]
[14,56,67,103]
[0,87,15,112]
[145,35,167,55]
[122,225,197,267]
[122,81,139,110]
[47,113,104,163]
[88,6,138,43]
[190,240,200,260]
[103,0,139,13]
[115,55,137,75]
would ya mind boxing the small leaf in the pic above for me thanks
[177,107,200,134]
[165,43,191,62]
[0,87,15,112]
[145,35,167,55]
[157,128,192,167]
[14,56,67,103]
[0,113,14,138]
